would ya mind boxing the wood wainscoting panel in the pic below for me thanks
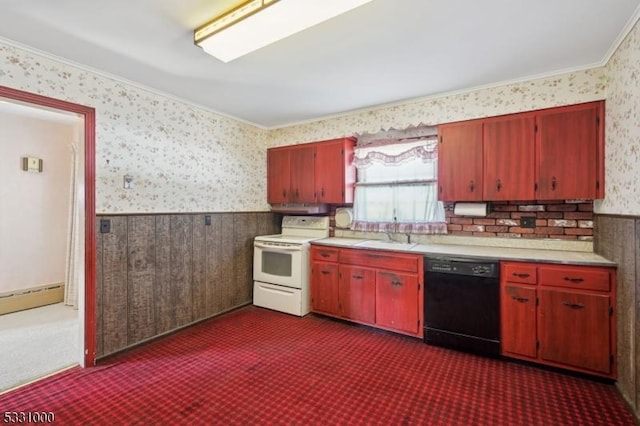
[170,215,194,328]
[100,216,129,355]
[594,215,638,413]
[96,212,280,358]
[234,213,258,306]
[154,215,175,335]
[191,215,208,322]
[212,213,237,314]
[127,216,157,344]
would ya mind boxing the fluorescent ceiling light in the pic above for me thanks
[194,0,373,62]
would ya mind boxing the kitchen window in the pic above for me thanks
[352,137,446,234]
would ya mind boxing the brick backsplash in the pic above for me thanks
[444,201,594,240]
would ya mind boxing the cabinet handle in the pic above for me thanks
[562,301,585,309]
[295,189,299,199]
[563,277,584,283]
[321,270,331,275]
[469,180,475,192]
[320,252,331,258]
[391,280,403,286]
[321,187,325,197]
[512,296,529,303]
[496,179,502,192]
[352,275,364,280]
[439,186,442,194]
[551,176,557,191]
[282,189,287,198]
[512,272,530,278]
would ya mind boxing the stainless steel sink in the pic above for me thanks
[354,240,417,250]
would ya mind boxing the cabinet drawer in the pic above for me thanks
[503,263,537,284]
[312,246,339,262]
[539,266,611,291]
[339,249,419,273]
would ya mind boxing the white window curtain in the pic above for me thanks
[352,138,446,234]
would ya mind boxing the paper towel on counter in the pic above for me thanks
[453,202,488,217]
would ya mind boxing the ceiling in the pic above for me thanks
[0,0,639,129]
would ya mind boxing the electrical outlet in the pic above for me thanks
[205,215,212,226]
[520,217,536,228]
[100,219,111,233]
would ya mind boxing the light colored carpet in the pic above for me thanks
[0,303,79,392]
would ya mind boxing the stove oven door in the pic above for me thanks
[253,241,304,288]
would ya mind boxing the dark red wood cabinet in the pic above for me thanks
[438,120,483,201]
[536,102,603,199]
[437,101,604,202]
[500,261,616,378]
[266,137,356,205]
[267,148,290,204]
[483,114,536,201]
[289,145,315,203]
[310,245,424,338]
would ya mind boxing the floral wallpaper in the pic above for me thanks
[0,41,270,213]
[267,68,606,146]
[599,18,640,216]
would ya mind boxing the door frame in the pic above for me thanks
[0,85,96,366]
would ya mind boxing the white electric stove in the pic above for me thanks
[253,216,330,316]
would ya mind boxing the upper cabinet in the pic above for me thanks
[483,114,536,201]
[267,137,356,205]
[438,121,483,201]
[267,148,290,204]
[536,102,603,199]
[437,101,604,202]
[289,145,316,203]
[315,138,356,204]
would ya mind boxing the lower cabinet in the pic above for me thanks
[376,271,420,334]
[310,245,424,338]
[339,265,376,324]
[500,261,616,378]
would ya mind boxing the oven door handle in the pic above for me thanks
[254,242,302,252]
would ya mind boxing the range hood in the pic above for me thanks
[270,203,329,215]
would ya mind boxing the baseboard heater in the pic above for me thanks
[0,283,65,315]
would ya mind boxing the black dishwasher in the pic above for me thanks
[424,256,500,357]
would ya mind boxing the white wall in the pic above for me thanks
[0,113,76,293]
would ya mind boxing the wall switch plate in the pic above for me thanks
[205,215,212,226]
[100,219,111,233]
[520,217,536,228]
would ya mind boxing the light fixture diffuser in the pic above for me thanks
[194,0,373,62]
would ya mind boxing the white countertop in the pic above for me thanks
[312,237,616,267]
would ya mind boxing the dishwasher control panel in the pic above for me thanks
[425,257,498,278]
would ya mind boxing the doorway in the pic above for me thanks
[0,86,96,369]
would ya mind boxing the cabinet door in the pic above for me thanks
[311,261,340,315]
[376,271,419,334]
[438,121,483,201]
[314,141,342,203]
[290,145,316,203]
[501,285,537,358]
[538,288,611,374]
[339,265,376,324]
[267,148,290,203]
[484,115,535,200]
[536,103,601,199]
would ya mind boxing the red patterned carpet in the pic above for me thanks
[0,306,635,425]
